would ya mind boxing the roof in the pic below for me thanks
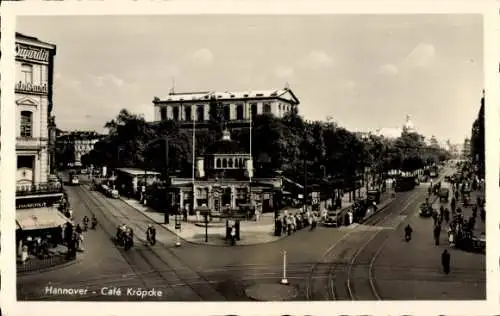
[116,168,161,176]
[16,207,72,231]
[15,32,56,50]
[155,87,299,104]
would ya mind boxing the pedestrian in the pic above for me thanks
[441,249,451,274]
[433,225,441,246]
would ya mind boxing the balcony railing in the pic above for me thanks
[16,182,63,196]
[16,137,49,150]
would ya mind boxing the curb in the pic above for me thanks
[119,196,289,248]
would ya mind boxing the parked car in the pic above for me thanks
[70,175,79,185]
[324,210,343,227]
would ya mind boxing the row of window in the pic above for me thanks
[214,157,247,169]
[160,102,292,121]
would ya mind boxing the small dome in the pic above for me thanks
[205,129,247,155]
[403,115,416,132]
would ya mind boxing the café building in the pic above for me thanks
[13,33,70,254]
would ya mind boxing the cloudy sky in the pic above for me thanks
[17,15,483,143]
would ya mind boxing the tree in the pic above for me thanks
[471,92,484,177]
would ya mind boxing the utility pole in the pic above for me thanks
[164,137,171,224]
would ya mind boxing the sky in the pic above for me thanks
[17,14,483,144]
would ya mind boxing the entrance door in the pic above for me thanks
[213,198,221,214]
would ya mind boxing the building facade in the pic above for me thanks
[56,131,104,166]
[152,87,300,128]
[15,33,57,187]
[170,129,278,215]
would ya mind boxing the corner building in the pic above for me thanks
[15,33,57,186]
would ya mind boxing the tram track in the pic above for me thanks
[52,186,187,300]
[305,187,429,301]
[79,185,227,301]
[68,185,224,301]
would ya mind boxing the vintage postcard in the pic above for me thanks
[0,1,498,316]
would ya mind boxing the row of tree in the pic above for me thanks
[82,105,451,189]
[470,92,485,177]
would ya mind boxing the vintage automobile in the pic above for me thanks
[324,209,343,227]
[419,202,434,217]
[70,175,79,185]
[439,188,450,202]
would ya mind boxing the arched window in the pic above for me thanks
[160,107,167,121]
[251,103,258,119]
[172,106,179,120]
[236,104,244,120]
[263,103,271,114]
[222,158,227,168]
[197,105,205,121]
[223,105,230,121]
[216,158,221,168]
[228,159,233,168]
[20,111,33,137]
[21,63,33,84]
[240,158,244,168]
[185,106,192,121]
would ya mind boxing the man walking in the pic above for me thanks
[441,249,451,274]
[433,224,441,246]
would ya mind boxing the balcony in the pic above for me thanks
[16,182,63,198]
[16,137,48,150]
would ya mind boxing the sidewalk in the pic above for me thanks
[121,198,282,246]
[121,183,393,246]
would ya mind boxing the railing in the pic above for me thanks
[16,137,48,149]
[17,253,74,274]
[16,182,63,196]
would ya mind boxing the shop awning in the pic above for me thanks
[16,207,72,231]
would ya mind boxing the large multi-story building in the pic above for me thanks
[15,33,57,187]
[56,131,104,167]
[13,34,68,253]
[152,87,300,128]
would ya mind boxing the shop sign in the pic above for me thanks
[17,201,48,209]
[16,44,50,63]
[15,81,48,95]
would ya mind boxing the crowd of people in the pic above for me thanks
[274,208,321,236]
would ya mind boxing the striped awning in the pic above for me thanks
[16,207,72,231]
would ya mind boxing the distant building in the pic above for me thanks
[56,131,104,166]
[372,115,418,139]
[462,138,471,159]
[152,87,300,129]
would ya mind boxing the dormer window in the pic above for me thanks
[256,93,263,97]
[243,94,249,97]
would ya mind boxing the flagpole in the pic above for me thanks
[248,91,253,208]
[192,104,196,200]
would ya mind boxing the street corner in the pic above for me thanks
[245,283,298,301]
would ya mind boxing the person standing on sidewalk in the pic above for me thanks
[441,249,451,274]
[433,224,441,246]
